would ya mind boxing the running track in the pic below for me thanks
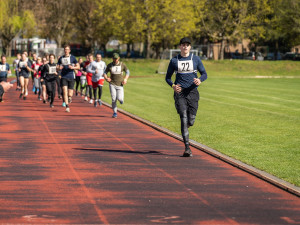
[0,85,299,224]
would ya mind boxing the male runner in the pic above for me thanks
[57,45,79,112]
[0,55,11,102]
[90,53,106,107]
[165,37,207,157]
[104,53,130,118]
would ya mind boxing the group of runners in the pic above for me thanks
[1,37,208,157]
[2,45,130,118]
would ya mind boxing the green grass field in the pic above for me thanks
[7,57,300,186]
[100,59,300,186]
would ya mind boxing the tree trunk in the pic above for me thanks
[57,35,62,48]
[6,44,12,57]
[220,38,226,60]
[126,43,131,58]
[146,29,152,59]
[101,44,107,56]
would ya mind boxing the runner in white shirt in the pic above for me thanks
[90,54,106,107]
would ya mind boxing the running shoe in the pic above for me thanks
[62,102,66,107]
[58,95,62,99]
[89,99,93,104]
[68,97,72,103]
[94,101,97,107]
[66,107,70,112]
[43,100,46,104]
[50,104,54,108]
[23,96,27,100]
[120,100,124,104]
[98,100,102,106]
[84,96,88,101]
[182,147,193,157]
[19,93,23,99]
[112,113,117,118]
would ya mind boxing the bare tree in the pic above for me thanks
[43,0,76,47]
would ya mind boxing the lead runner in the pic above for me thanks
[165,37,207,157]
[57,45,80,112]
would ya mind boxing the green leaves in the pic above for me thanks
[0,0,36,55]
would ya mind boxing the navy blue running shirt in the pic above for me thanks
[58,55,78,79]
[0,63,10,78]
[165,53,207,90]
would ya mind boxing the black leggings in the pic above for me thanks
[174,88,199,148]
[56,76,62,97]
[180,110,196,148]
[86,85,93,99]
[46,79,56,104]
[75,76,81,93]
[93,86,103,100]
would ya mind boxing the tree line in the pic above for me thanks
[0,0,299,59]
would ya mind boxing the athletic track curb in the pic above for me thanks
[102,102,300,197]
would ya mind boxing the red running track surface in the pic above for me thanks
[0,84,299,224]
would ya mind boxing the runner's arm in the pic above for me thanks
[165,59,175,87]
[196,57,207,82]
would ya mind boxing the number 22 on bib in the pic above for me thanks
[177,54,194,74]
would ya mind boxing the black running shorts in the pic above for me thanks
[61,77,75,89]
[174,88,199,116]
[0,77,7,82]
[19,73,30,78]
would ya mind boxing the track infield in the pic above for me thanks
[0,84,299,224]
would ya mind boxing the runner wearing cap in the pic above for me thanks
[104,53,130,118]
[165,37,207,157]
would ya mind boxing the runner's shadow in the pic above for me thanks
[74,148,172,156]
[59,115,106,118]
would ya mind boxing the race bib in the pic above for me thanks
[178,60,194,74]
[111,65,122,74]
[62,57,71,66]
[97,62,104,70]
[19,62,26,68]
[49,66,56,74]
[0,65,6,72]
